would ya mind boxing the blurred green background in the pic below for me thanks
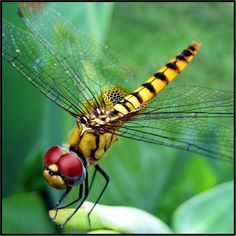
[2,2,234,234]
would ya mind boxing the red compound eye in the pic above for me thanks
[44,146,64,167]
[57,152,83,177]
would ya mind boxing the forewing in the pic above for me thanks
[3,6,134,116]
[3,19,85,116]
[18,6,134,102]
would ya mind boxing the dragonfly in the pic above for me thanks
[2,6,233,228]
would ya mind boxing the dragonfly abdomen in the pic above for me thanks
[112,42,201,116]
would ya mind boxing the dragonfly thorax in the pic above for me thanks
[69,109,119,165]
[79,108,113,132]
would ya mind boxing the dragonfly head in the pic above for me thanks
[43,146,86,189]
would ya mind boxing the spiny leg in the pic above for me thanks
[51,186,72,220]
[57,184,83,210]
[87,164,110,230]
[61,169,90,228]
[57,167,97,210]
[89,167,98,189]
[55,168,97,228]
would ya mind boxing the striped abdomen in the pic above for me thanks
[112,42,201,116]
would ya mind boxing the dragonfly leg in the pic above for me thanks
[57,166,97,210]
[57,184,83,210]
[89,167,98,189]
[87,164,110,230]
[51,187,72,220]
[61,169,89,228]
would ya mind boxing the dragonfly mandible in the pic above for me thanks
[2,5,233,228]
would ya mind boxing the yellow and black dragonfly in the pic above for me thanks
[2,6,233,228]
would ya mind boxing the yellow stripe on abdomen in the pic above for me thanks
[112,41,201,116]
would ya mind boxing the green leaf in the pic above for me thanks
[2,192,55,233]
[172,181,234,233]
[51,2,114,40]
[50,201,173,233]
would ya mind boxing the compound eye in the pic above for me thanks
[57,152,85,186]
[44,146,64,167]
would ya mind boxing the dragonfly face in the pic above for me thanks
[3,5,233,228]
[43,146,86,189]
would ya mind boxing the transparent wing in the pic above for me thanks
[2,6,134,116]
[145,85,233,116]
[22,7,135,91]
[104,86,234,161]
[3,19,84,116]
